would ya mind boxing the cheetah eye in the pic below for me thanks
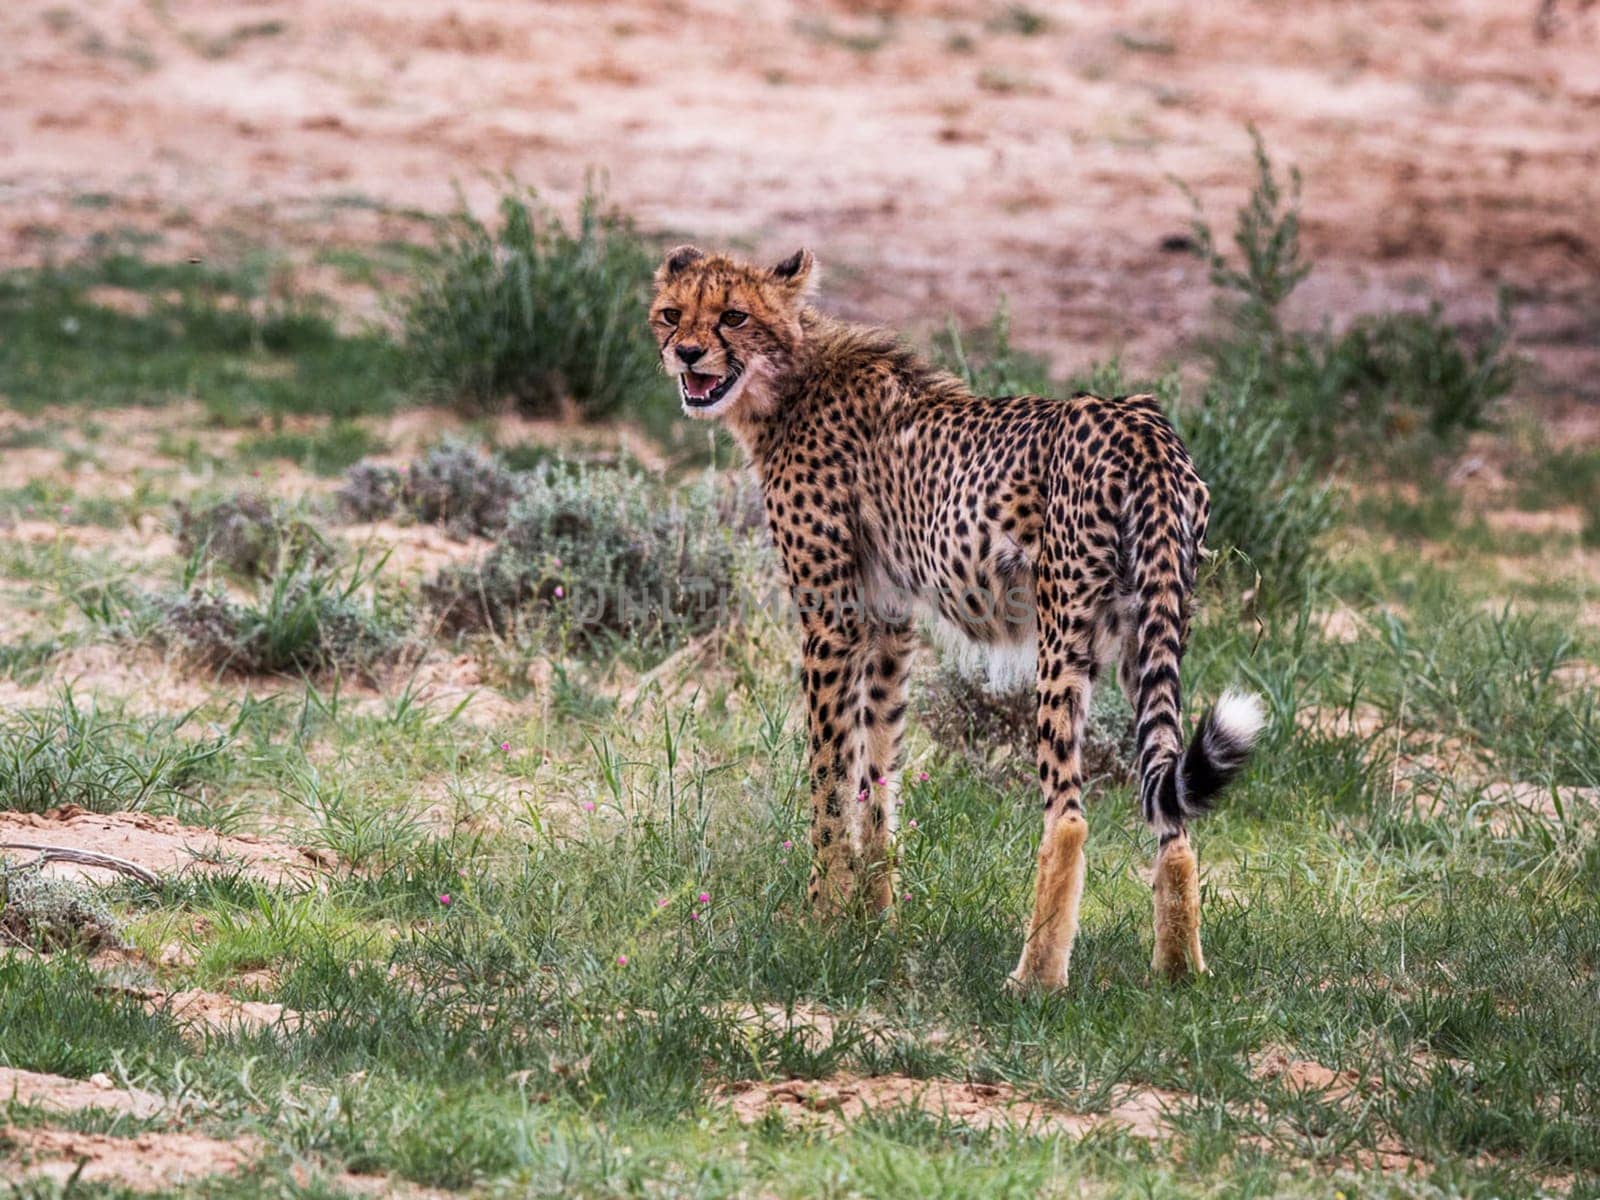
[659,308,681,326]
[720,310,749,328]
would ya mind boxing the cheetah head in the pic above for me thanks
[649,245,815,421]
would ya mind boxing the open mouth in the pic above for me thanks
[678,364,742,408]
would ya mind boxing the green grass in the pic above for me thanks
[3,158,1598,1199]
[401,185,670,427]
[238,421,387,476]
[6,590,1597,1194]
[0,252,406,421]
[0,691,228,816]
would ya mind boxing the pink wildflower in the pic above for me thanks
[657,897,670,907]
[782,839,793,850]
[698,891,710,905]
[917,771,929,783]
[875,777,887,787]
[907,819,918,830]
[438,893,451,906]
[583,801,596,812]
[500,741,511,752]
[554,585,565,599]
[617,954,628,966]
[902,892,911,902]
[689,911,700,921]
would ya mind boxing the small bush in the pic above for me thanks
[175,493,330,579]
[1171,373,1343,607]
[1285,305,1514,456]
[425,463,739,653]
[336,461,405,523]
[914,663,1135,790]
[0,692,228,815]
[402,185,666,420]
[158,552,404,678]
[0,871,123,952]
[1181,130,1515,461]
[337,441,523,536]
[398,439,522,537]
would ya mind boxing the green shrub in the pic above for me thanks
[0,692,228,815]
[1181,130,1515,461]
[158,551,405,678]
[0,871,124,951]
[174,493,330,580]
[1171,372,1343,607]
[337,440,523,536]
[914,663,1135,790]
[424,463,739,653]
[1299,305,1513,449]
[402,186,667,421]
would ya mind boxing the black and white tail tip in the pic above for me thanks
[1174,689,1265,820]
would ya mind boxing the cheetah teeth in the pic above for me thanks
[679,364,743,407]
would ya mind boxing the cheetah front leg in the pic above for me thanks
[800,623,866,915]
[855,626,914,916]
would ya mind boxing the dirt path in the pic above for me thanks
[2,0,1596,398]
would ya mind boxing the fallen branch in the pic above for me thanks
[0,843,162,888]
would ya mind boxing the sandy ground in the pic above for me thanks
[4,1126,261,1191]
[0,1066,166,1119]
[0,806,332,884]
[719,1073,1183,1137]
[1,0,1597,405]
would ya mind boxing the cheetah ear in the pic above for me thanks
[655,244,705,285]
[770,248,817,297]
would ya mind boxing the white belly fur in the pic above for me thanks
[929,617,1038,696]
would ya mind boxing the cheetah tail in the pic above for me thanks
[1165,690,1264,821]
[1127,466,1263,830]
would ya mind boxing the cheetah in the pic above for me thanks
[648,245,1263,988]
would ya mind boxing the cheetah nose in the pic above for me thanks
[675,345,705,365]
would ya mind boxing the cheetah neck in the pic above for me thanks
[732,309,974,466]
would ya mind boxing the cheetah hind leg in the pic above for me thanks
[1151,833,1206,979]
[1007,812,1088,991]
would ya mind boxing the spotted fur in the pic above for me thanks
[649,246,1262,987]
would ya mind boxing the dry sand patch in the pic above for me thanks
[0,806,329,886]
[110,986,308,1039]
[719,1074,1180,1139]
[1252,1045,1359,1103]
[2,0,1596,402]
[0,644,222,717]
[3,1126,259,1191]
[0,1067,165,1120]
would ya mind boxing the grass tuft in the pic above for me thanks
[402,185,667,423]
[175,493,331,580]
[157,550,406,679]
[424,462,740,655]
[0,692,227,815]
